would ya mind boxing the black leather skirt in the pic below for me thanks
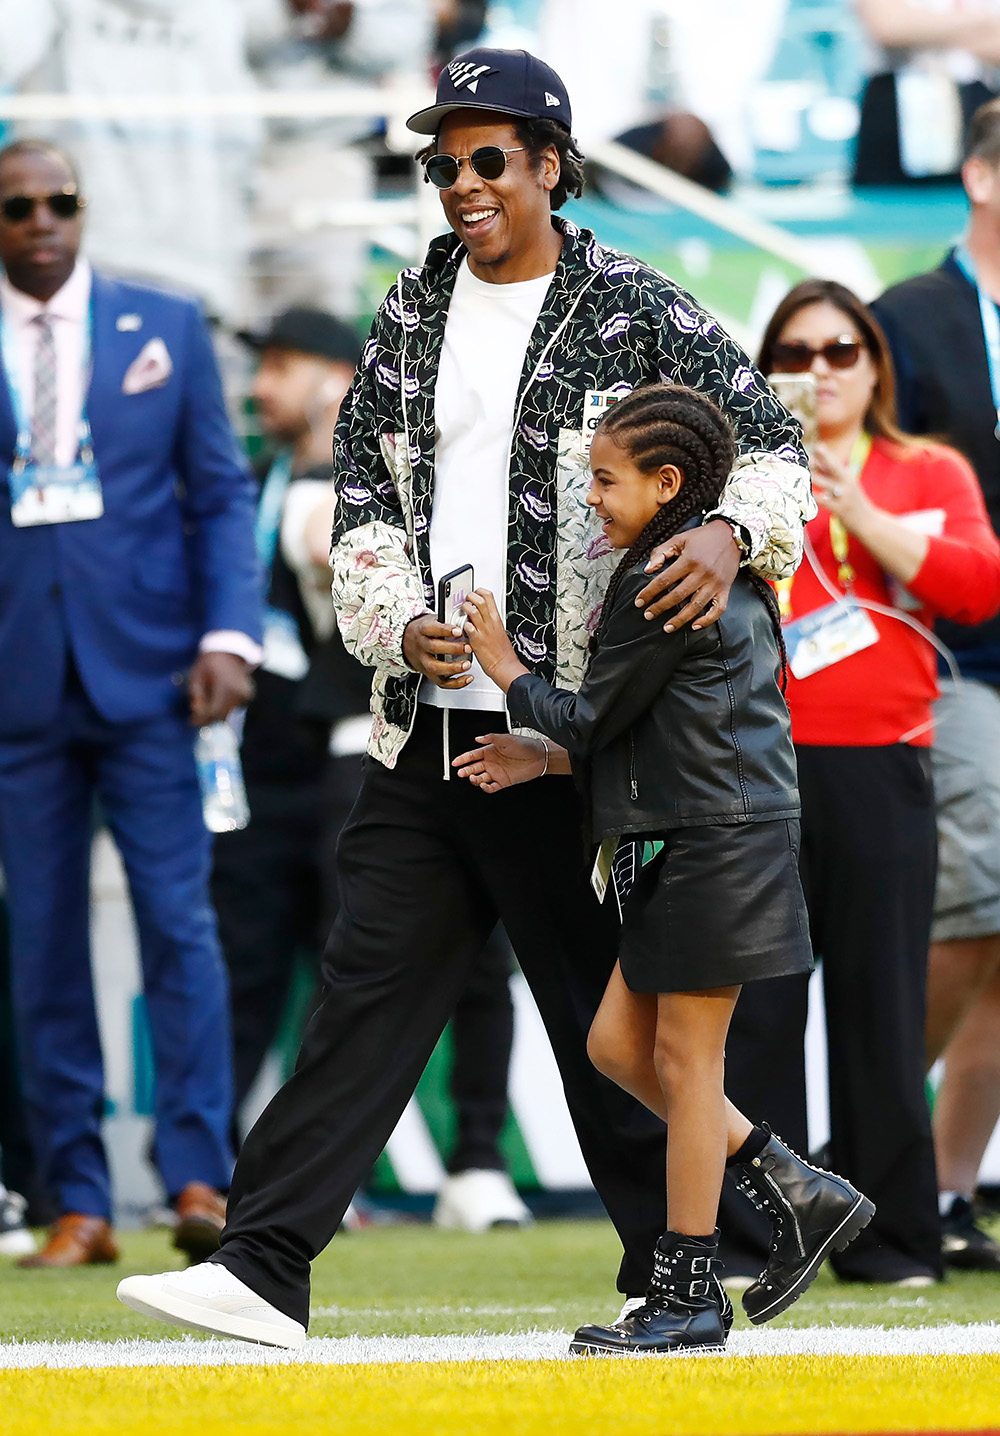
[617,818,813,994]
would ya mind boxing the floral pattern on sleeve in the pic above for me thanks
[709,450,816,579]
[331,520,426,675]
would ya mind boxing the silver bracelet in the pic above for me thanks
[539,740,550,777]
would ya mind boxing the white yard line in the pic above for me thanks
[1,1324,999,1369]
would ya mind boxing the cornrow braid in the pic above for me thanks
[592,383,789,689]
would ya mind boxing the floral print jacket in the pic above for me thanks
[331,218,813,769]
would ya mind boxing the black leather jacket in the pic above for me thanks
[507,560,800,843]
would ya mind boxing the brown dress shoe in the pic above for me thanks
[173,1181,227,1262]
[18,1214,119,1268]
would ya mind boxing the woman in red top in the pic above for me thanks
[720,278,1000,1288]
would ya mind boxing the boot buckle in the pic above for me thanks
[689,1257,711,1274]
[690,1279,710,1297]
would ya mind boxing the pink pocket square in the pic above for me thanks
[122,338,173,395]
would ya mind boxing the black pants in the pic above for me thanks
[448,924,513,1174]
[216,707,667,1325]
[213,757,514,1169]
[720,745,942,1278]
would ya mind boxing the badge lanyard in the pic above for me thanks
[954,244,1000,442]
[776,432,871,619]
[0,298,96,474]
[253,451,293,573]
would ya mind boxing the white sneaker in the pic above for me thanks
[615,1296,646,1322]
[432,1170,533,1233]
[0,1191,36,1257]
[116,1262,306,1348]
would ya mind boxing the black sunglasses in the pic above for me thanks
[770,337,863,373]
[423,146,525,190]
[0,189,85,224]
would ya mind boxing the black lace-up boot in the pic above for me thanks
[732,1127,875,1324]
[570,1231,731,1356]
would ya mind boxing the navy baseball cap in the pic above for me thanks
[406,48,572,136]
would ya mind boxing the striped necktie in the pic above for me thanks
[31,312,57,466]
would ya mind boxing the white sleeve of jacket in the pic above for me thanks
[331,518,428,676]
[708,450,816,581]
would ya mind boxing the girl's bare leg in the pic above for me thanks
[654,986,741,1234]
[588,962,753,1158]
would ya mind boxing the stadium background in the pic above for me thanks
[2,6,1000,1433]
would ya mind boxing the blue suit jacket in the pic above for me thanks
[0,271,263,738]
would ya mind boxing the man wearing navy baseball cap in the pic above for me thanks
[407,47,573,135]
[122,49,827,1357]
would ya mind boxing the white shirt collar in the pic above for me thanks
[0,258,92,328]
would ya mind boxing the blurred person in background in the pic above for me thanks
[0,0,260,322]
[245,0,433,320]
[0,139,262,1268]
[872,98,1000,1271]
[854,0,1000,185]
[532,0,735,191]
[225,303,529,1230]
[720,279,1000,1287]
[433,1,488,65]
[0,887,52,1257]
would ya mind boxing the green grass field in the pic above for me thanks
[4,1220,1000,1436]
[3,1217,1000,1345]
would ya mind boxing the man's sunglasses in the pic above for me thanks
[770,337,863,373]
[423,146,525,190]
[0,189,85,224]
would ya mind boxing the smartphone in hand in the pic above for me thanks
[436,564,474,664]
[769,373,818,460]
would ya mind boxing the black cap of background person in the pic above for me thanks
[237,306,361,365]
[406,48,572,136]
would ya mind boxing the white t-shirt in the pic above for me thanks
[421,258,554,712]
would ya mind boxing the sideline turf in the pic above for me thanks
[2,1220,1000,1343]
[3,1356,1000,1436]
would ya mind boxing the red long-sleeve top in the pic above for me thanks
[783,437,1000,747]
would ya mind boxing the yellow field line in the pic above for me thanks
[3,1354,1000,1436]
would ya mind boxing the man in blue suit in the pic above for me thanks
[0,139,263,1267]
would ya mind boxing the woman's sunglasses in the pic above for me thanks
[0,189,85,224]
[423,146,525,190]
[770,337,863,373]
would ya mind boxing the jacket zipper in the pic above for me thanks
[629,734,638,800]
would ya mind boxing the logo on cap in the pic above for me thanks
[545,92,561,107]
[446,60,495,96]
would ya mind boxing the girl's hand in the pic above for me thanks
[461,589,529,693]
[453,734,548,793]
[812,444,876,532]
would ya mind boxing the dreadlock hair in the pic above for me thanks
[513,117,585,209]
[592,383,789,689]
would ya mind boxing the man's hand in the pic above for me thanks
[189,652,254,726]
[402,614,473,689]
[453,734,548,793]
[634,519,742,632]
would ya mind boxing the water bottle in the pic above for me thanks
[195,719,250,834]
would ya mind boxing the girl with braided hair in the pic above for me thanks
[455,383,873,1355]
